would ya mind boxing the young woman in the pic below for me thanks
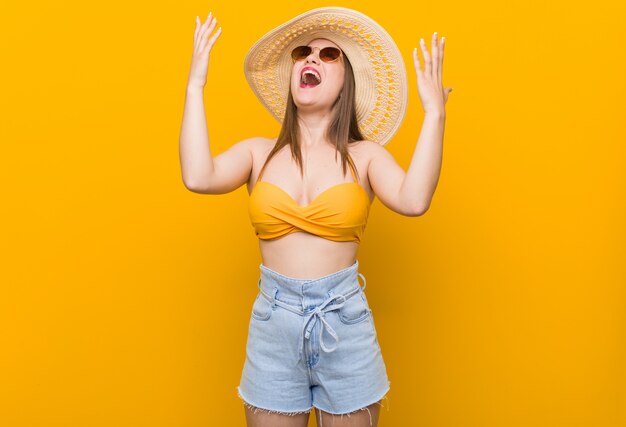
[179,7,452,427]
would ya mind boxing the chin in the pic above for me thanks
[293,91,337,111]
[295,100,335,113]
[293,95,318,108]
[293,92,320,106]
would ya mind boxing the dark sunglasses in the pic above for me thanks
[290,45,343,63]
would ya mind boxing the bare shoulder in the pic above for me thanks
[248,136,278,159]
[349,139,389,169]
[350,139,386,154]
[245,136,278,188]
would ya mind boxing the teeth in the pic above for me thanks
[302,69,321,84]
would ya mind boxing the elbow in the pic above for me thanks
[183,182,200,193]
[182,176,209,194]
[181,170,197,192]
[181,167,217,193]
[407,208,427,217]
[406,201,430,217]
[182,176,197,192]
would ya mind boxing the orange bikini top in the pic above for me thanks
[249,165,371,243]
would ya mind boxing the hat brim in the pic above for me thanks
[244,7,408,146]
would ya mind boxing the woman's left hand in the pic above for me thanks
[413,32,453,114]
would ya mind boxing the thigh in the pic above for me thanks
[244,404,311,427]
[314,400,383,427]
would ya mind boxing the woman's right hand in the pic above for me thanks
[187,12,222,89]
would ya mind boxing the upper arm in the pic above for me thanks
[367,142,422,216]
[187,137,257,194]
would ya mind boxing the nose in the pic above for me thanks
[305,53,320,65]
[305,47,321,64]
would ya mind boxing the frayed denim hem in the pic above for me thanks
[236,382,391,427]
[314,384,391,427]
[237,387,313,416]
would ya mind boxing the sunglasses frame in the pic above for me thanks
[290,45,343,63]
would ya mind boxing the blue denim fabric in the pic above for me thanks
[237,260,390,416]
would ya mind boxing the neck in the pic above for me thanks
[296,109,334,148]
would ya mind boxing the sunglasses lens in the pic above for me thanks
[291,46,312,61]
[291,46,342,62]
[320,47,341,62]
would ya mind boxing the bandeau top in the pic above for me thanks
[249,164,371,243]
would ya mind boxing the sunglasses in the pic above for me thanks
[290,45,343,63]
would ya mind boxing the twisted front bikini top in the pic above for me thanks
[249,164,371,243]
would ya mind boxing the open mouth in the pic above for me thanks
[300,68,321,88]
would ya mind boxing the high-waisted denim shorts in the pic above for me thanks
[236,260,390,420]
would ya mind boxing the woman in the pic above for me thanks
[179,7,451,427]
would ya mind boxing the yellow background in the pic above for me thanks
[1,0,624,426]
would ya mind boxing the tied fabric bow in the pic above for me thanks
[256,274,365,363]
[301,293,348,353]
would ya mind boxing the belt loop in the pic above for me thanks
[258,277,277,308]
[358,273,367,291]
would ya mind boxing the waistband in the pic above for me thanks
[256,260,367,354]
[258,259,366,302]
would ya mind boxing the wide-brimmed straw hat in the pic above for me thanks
[244,6,408,146]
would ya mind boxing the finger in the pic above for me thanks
[199,16,217,50]
[431,32,439,83]
[200,19,219,53]
[203,17,218,41]
[194,16,200,43]
[206,26,222,52]
[198,12,213,41]
[413,47,425,87]
[420,38,431,79]
[439,37,446,82]
[195,13,211,50]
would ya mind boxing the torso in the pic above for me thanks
[247,137,375,279]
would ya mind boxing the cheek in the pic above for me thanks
[290,74,302,93]
[334,72,345,93]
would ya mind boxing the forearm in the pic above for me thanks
[179,85,215,189]
[401,110,446,214]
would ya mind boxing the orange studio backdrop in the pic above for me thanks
[1,0,625,426]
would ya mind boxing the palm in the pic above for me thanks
[413,32,452,114]
[188,11,222,88]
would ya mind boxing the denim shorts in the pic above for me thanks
[236,260,390,420]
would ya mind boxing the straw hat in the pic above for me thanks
[244,7,408,146]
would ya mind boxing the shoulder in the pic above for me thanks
[236,136,275,149]
[349,139,386,154]
[246,136,278,157]
[349,139,389,166]
[247,137,281,177]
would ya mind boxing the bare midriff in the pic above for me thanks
[258,232,359,279]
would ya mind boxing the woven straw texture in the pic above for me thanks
[244,7,408,146]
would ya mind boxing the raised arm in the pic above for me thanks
[368,32,453,216]
[179,13,267,194]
